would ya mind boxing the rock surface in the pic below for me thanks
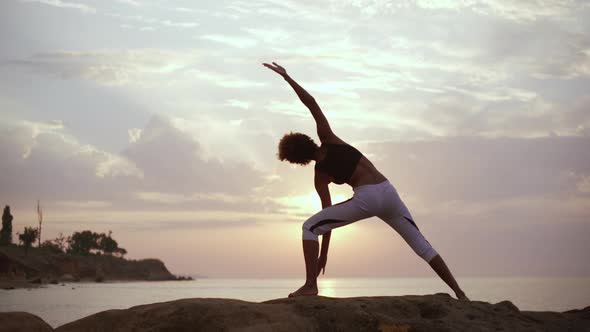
[43,294,590,332]
[0,246,176,287]
[0,312,53,332]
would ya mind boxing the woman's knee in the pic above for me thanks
[302,222,319,241]
[419,247,439,263]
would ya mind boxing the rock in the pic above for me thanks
[0,312,53,332]
[0,280,39,290]
[0,247,176,283]
[29,276,43,284]
[59,274,77,282]
[53,294,590,332]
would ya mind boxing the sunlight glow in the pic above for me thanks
[278,192,349,216]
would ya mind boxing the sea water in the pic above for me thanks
[1,277,589,328]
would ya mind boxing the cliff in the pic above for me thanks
[2,294,589,332]
[0,245,176,286]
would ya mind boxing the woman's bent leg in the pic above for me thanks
[289,196,373,297]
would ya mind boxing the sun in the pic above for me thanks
[279,192,350,216]
[278,191,359,242]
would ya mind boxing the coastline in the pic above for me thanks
[0,245,190,289]
[0,278,192,290]
[0,280,40,290]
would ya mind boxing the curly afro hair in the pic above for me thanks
[277,132,319,165]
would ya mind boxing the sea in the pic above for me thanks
[1,277,589,328]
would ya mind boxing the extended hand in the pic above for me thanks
[262,61,288,77]
[317,255,327,277]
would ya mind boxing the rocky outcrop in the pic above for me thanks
[4,294,583,332]
[0,312,53,332]
[0,246,176,286]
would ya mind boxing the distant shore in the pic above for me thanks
[0,277,195,290]
[0,244,192,290]
[0,279,40,290]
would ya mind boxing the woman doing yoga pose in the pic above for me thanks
[263,62,468,300]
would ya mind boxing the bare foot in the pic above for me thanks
[288,283,318,298]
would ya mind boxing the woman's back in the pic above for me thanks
[315,140,386,187]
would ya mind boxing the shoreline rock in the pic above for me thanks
[2,294,588,332]
[0,312,52,332]
[0,280,40,290]
[0,246,178,288]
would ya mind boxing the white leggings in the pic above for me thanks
[302,180,438,262]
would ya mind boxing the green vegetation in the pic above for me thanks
[0,204,183,285]
[1,204,126,258]
[68,230,127,257]
[0,205,13,245]
[18,226,39,256]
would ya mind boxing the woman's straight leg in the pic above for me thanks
[428,254,468,300]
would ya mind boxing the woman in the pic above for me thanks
[263,62,468,300]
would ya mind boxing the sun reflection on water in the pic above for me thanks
[318,278,336,297]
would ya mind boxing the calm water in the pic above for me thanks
[1,277,589,328]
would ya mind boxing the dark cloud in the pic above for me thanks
[0,121,139,206]
[0,116,270,213]
[122,115,263,194]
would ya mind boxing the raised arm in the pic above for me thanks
[263,62,337,143]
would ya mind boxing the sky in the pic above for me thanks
[0,0,589,278]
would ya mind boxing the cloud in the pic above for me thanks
[225,99,250,109]
[127,128,142,143]
[576,174,590,193]
[0,120,142,206]
[2,49,198,86]
[115,0,139,6]
[21,0,96,13]
[55,200,112,208]
[160,20,198,28]
[369,136,590,205]
[122,115,265,194]
[199,34,258,48]
[186,69,266,88]
[327,0,586,22]
[105,13,199,30]
[0,115,273,215]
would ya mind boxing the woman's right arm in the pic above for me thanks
[263,62,338,143]
[315,171,332,275]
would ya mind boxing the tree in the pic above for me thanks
[114,247,127,258]
[0,205,13,245]
[39,233,68,254]
[40,240,63,254]
[37,200,43,247]
[18,227,39,256]
[67,230,99,255]
[98,231,118,255]
[52,232,69,253]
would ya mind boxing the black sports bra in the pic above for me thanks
[315,143,363,184]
